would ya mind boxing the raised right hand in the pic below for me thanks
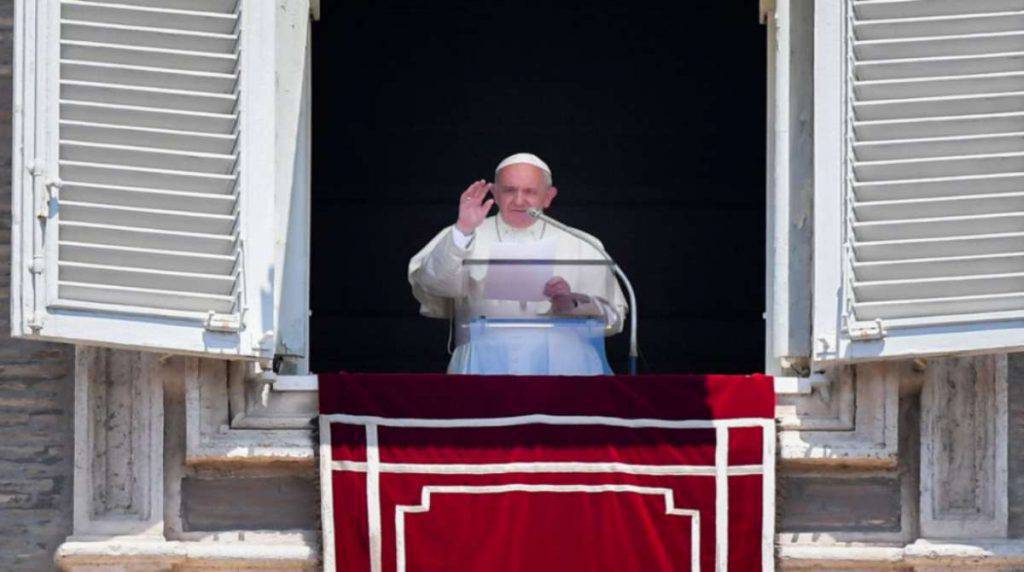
[456,180,494,235]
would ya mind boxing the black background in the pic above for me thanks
[310,1,767,374]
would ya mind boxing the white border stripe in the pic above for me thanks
[331,460,763,476]
[366,424,382,572]
[319,411,776,571]
[762,419,776,572]
[394,485,702,572]
[716,426,729,572]
[319,416,337,571]
[322,413,771,430]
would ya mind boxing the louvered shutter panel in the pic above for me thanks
[814,0,1024,361]
[12,0,281,360]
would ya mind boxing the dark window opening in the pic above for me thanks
[310,1,766,374]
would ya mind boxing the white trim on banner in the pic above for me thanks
[394,485,701,572]
[331,460,764,476]
[319,413,776,572]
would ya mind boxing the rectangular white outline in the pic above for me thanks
[394,485,701,572]
[320,414,776,572]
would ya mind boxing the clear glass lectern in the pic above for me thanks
[449,258,620,376]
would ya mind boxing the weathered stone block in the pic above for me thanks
[780,474,901,533]
[181,476,318,531]
[920,355,1008,538]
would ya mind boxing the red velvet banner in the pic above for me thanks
[319,374,776,572]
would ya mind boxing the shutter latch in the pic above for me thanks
[204,311,241,333]
[846,317,886,341]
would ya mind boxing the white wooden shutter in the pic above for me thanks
[12,0,282,360]
[814,0,1024,361]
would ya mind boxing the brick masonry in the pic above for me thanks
[0,0,76,569]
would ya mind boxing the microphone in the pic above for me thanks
[527,208,639,375]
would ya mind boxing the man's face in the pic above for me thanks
[493,163,558,228]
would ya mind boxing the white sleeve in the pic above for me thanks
[450,226,475,249]
[409,227,474,303]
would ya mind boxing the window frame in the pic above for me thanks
[809,0,1024,363]
[10,0,291,362]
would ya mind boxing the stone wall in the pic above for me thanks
[0,1,76,569]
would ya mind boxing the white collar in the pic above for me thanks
[495,214,546,242]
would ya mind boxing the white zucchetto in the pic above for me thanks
[495,152,552,179]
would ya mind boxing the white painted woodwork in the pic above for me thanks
[11,0,298,362]
[811,0,846,363]
[813,0,1024,361]
[920,355,1008,538]
[765,0,814,371]
[273,0,312,371]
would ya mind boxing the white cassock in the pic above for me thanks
[408,214,628,375]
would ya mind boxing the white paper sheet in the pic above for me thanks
[482,238,558,301]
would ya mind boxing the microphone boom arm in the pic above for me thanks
[527,208,639,375]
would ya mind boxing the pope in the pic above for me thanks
[408,153,628,374]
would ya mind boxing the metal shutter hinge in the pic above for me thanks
[26,315,45,332]
[37,179,61,220]
[29,255,44,274]
[845,317,886,341]
[204,311,241,332]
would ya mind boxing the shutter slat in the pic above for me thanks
[61,60,237,94]
[857,112,1024,140]
[856,53,1024,81]
[61,182,236,215]
[855,293,1024,320]
[61,140,237,173]
[61,80,237,113]
[856,233,1024,262]
[59,261,235,294]
[61,20,237,53]
[860,230,1024,261]
[854,12,1024,41]
[855,92,1024,121]
[854,212,1024,242]
[60,201,236,234]
[61,40,237,73]
[855,133,1024,161]
[854,192,1024,221]
[856,72,1024,100]
[855,253,1024,281]
[58,281,235,312]
[60,241,236,275]
[60,221,235,255]
[61,101,237,133]
[853,0,1024,21]
[60,120,236,154]
[855,173,1024,201]
[854,152,1024,181]
[80,0,240,13]
[856,34,1024,61]
[855,272,1024,301]
[60,161,236,193]
[61,1,239,34]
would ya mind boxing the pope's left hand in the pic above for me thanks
[544,277,576,313]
